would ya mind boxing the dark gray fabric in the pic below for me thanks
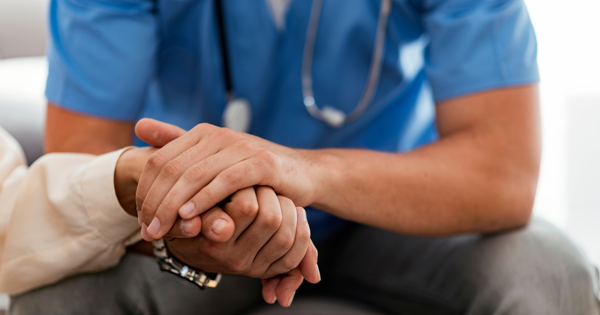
[10,218,600,315]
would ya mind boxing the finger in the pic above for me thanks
[298,240,320,284]
[263,207,310,279]
[135,118,186,148]
[145,149,250,239]
[139,135,222,228]
[276,268,303,307]
[179,157,271,219]
[223,187,259,240]
[252,195,297,274]
[135,123,217,216]
[200,207,235,243]
[141,222,151,241]
[163,217,202,239]
[235,187,284,262]
[261,276,281,304]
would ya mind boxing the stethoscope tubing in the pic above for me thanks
[217,0,392,130]
[301,0,392,127]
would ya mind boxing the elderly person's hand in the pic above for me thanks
[135,120,322,240]
[130,119,320,307]
[167,186,319,307]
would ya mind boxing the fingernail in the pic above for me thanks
[137,210,141,226]
[286,292,295,307]
[317,264,321,281]
[211,219,227,235]
[180,202,195,217]
[297,208,307,222]
[180,219,194,235]
[269,296,277,304]
[147,217,161,237]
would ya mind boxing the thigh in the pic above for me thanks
[10,253,263,315]
[306,218,600,315]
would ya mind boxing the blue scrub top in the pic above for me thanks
[46,0,539,240]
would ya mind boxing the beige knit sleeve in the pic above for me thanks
[0,127,141,295]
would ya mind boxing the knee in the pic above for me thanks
[465,218,599,314]
[10,254,159,315]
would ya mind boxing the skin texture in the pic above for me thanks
[136,84,540,239]
[47,84,540,305]
[46,104,317,306]
[115,146,318,305]
[45,103,134,155]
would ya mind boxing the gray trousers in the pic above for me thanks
[10,218,600,315]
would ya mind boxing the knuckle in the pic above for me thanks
[147,152,166,169]
[258,150,280,168]
[261,212,282,231]
[183,163,207,182]
[274,232,295,250]
[160,198,177,216]
[161,159,183,180]
[279,256,299,272]
[135,193,145,209]
[221,168,245,186]
[192,123,212,133]
[235,140,254,151]
[140,203,155,217]
[232,198,259,218]
[214,127,234,138]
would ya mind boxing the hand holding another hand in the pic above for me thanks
[128,119,320,307]
[166,186,319,306]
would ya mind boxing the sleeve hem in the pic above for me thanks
[81,148,141,244]
[432,75,540,103]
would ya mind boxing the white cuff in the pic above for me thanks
[81,147,140,244]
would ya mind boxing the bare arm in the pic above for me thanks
[45,102,134,154]
[137,85,541,238]
[310,85,541,235]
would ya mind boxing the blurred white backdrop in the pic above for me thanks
[526,0,600,265]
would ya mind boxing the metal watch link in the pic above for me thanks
[152,238,221,289]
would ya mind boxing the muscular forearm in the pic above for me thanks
[307,85,541,235]
[133,86,540,237]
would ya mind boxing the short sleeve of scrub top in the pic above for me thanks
[415,0,539,101]
[45,0,158,120]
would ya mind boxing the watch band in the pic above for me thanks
[152,238,222,288]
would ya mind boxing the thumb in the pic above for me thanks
[135,118,186,148]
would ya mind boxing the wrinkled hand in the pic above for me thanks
[133,119,320,307]
[135,120,322,240]
[166,186,319,307]
[114,121,207,238]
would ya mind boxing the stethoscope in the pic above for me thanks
[217,0,392,132]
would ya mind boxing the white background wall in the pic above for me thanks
[526,0,600,265]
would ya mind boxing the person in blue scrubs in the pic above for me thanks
[14,0,599,314]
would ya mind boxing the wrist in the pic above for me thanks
[114,147,159,216]
[114,148,138,216]
[299,149,341,207]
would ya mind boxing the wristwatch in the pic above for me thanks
[152,238,222,289]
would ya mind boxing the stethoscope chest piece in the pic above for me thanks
[223,98,252,133]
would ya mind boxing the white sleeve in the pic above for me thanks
[0,127,142,295]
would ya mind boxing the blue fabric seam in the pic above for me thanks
[433,76,539,103]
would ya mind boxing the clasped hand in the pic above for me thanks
[134,119,321,307]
